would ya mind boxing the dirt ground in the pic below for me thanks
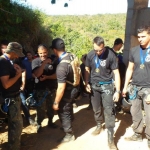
[0,96,150,150]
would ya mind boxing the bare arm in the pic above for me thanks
[124,62,134,89]
[33,58,52,78]
[84,66,91,93]
[53,82,66,110]
[0,64,22,89]
[113,69,120,92]
[33,63,46,78]
[20,70,26,91]
[112,69,121,102]
[40,74,57,81]
[122,61,134,96]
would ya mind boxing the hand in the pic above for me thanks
[53,103,59,110]
[13,64,22,76]
[43,58,52,65]
[20,86,24,91]
[39,75,47,81]
[113,92,120,102]
[122,87,127,97]
[85,84,91,93]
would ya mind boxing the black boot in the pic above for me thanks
[107,129,117,150]
[48,120,58,129]
[37,124,42,133]
[59,132,75,144]
[124,132,142,142]
[92,123,102,135]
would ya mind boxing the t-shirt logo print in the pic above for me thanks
[100,60,106,67]
[145,55,150,62]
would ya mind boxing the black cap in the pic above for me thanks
[114,38,123,45]
[50,38,65,50]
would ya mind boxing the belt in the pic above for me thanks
[3,91,20,98]
[99,81,112,85]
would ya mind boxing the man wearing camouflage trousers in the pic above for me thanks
[32,44,58,133]
[0,42,24,150]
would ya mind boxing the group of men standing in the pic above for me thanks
[0,24,150,150]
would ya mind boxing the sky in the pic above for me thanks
[14,0,150,15]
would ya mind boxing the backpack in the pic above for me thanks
[60,53,81,87]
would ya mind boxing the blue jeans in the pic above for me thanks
[20,91,30,119]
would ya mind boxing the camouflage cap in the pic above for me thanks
[5,42,25,57]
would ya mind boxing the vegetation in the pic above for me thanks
[0,0,52,53]
[0,0,126,57]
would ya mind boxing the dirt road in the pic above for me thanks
[0,96,149,150]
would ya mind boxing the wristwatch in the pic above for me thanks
[115,90,121,93]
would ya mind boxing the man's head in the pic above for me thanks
[50,38,65,56]
[26,51,33,61]
[93,36,105,56]
[0,39,9,55]
[5,42,25,59]
[137,25,150,48]
[113,38,123,51]
[81,54,87,64]
[38,44,49,61]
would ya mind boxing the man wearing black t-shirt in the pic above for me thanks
[122,25,150,148]
[85,36,120,149]
[32,44,58,133]
[0,42,24,150]
[51,38,76,144]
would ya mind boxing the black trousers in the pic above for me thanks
[91,83,115,129]
[58,100,74,133]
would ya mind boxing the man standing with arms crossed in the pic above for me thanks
[122,25,150,149]
[85,36,120,150]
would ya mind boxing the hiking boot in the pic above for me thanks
[48,122,58,129]
[108,129,117,150]
[59,133,75,144]
[124,133,142,142]
[92,124,102,135]
[148,139,150,148]
[37,125,42,133]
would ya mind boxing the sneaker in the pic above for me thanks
[92,125,102,135]
[59,133,75,144]
[124,133,142,142]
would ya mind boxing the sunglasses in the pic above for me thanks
[94,48,104,52]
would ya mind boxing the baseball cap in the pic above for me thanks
[50,38,65,50]
[5,42,25,57]
[114,38,123,45]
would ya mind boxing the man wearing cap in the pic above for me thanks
[122,25,150,148]
[85,36,120,150]
[0,42,24,150]
[32,44,58,133]
[51,38,76,144]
